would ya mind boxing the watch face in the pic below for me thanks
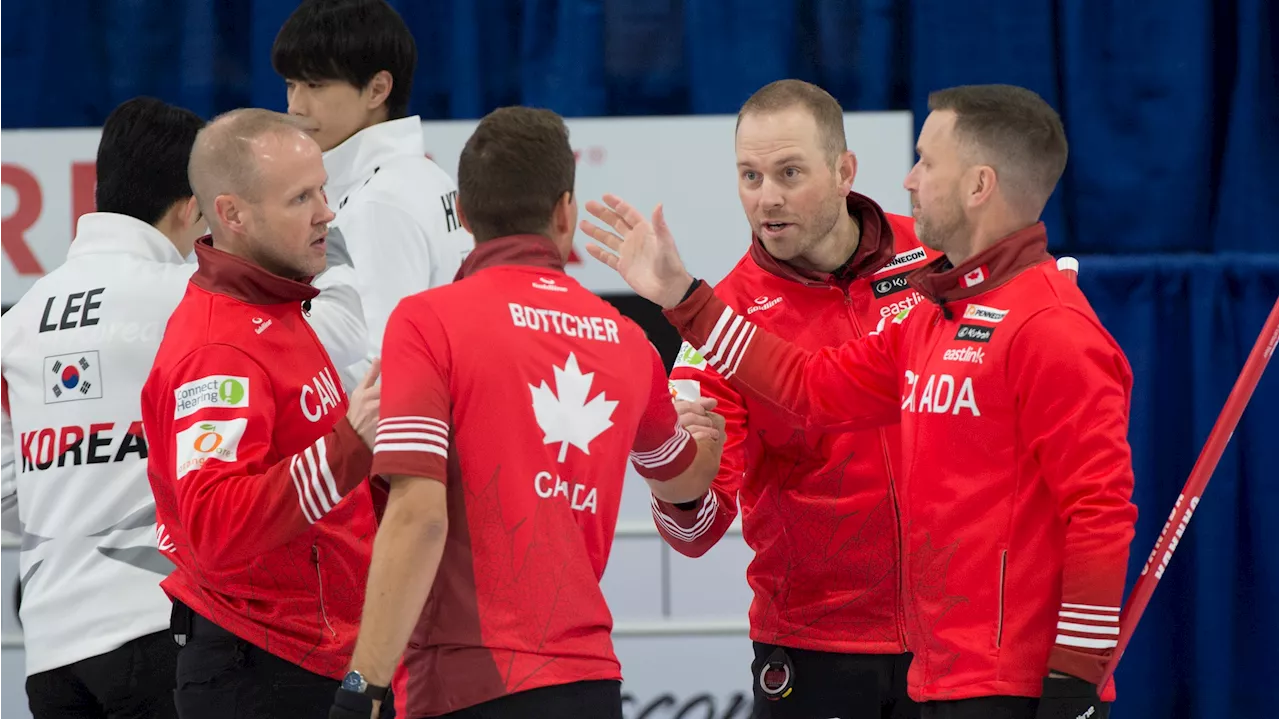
[342,671,366,693]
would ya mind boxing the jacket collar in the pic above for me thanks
[67,212,188,264]
[322,116,424,204]
[908,223,1053,303]
[191,236,319,305]
[749,192,896,288]
[455,235,564,280]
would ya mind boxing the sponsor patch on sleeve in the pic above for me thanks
[673,342,708,371]
[174,375,250,419]
[175,417,248,478]
[668,379,702,401]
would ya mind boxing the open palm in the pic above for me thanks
[580,194,694,309]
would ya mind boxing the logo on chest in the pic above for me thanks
[902,370,981,416]
[942,346,985,364]
[880,291,923,319]
[748,295,783,314]
[876,247,928,274]
[954,324,995,343]
[962,304,1008,323]
[299,367,343,423]
[871,271,912,299]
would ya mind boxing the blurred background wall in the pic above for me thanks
[2,1,1277,717]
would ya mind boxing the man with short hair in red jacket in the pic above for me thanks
[143,107,383,719]
[584,84,1138,719]
[331,106,725,719]
[655,79,936,719]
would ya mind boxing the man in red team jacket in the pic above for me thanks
[655,80,934,719]
[142,108,383,718]
[329,107,725,719]
[584,85,1137,719]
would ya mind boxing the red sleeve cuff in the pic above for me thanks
[651,492,717,534]
[327,417,373,494]
[630,426,697,481]
[1048,646,1111,692]
[662,282,726,341]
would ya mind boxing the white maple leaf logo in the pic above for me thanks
[529,352,618,462]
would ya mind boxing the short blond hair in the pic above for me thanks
[737,80,847,163]
[188,108,310,218]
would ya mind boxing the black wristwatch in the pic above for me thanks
[340,670,389,702]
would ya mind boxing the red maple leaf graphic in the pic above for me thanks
[465,466,598,691]
[903,531,967,689]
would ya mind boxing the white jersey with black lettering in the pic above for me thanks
[0,213,192,675]
[308,116,475,390]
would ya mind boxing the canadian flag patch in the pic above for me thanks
[961,266,988,288]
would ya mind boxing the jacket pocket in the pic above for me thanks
[996,550,1007,648]
[312,544,336,639]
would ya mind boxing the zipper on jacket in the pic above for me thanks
[932,298,953,325]
[996,550,1007,648]
[845,282,910,650]
[313,544,336,639]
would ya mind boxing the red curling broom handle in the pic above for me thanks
[1098,297,1280,687]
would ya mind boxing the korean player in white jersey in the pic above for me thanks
[0,97,206,719]
[272,0,476,391]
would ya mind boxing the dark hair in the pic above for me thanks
[95,97,205,226]
[737,79,847,163]
[457,107,576,243]
[927,84,1068,209]
[271,0,417,119]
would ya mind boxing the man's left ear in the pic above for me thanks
[365,70,394,111]
[182,196,202,228]
[967,165,998,208]
[838,150,858,195]
[554,191,577,236]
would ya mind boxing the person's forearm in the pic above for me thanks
[349,478,448,686]
[646,435,721,504]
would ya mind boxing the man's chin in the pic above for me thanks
[760,237,801,261]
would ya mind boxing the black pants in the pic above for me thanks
[25,630,179,719]
[171,605,382,719]
[920,695,1114,719]
[430,679,622,719]
[749,643,919,719]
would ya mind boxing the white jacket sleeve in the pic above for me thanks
[307,229,369,391]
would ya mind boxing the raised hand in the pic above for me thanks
[346,357,382,449]
[580,194,696,309]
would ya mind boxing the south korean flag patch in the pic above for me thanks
[44,350,103,403]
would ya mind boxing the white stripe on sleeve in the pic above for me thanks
[1055,602,1121,650]
[375,416,451,457]
[290,456,318,524]
[650,493,719,543]
[631,425,693,469]
[291,454,322,524]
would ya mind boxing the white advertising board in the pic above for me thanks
[1,113,914,305]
